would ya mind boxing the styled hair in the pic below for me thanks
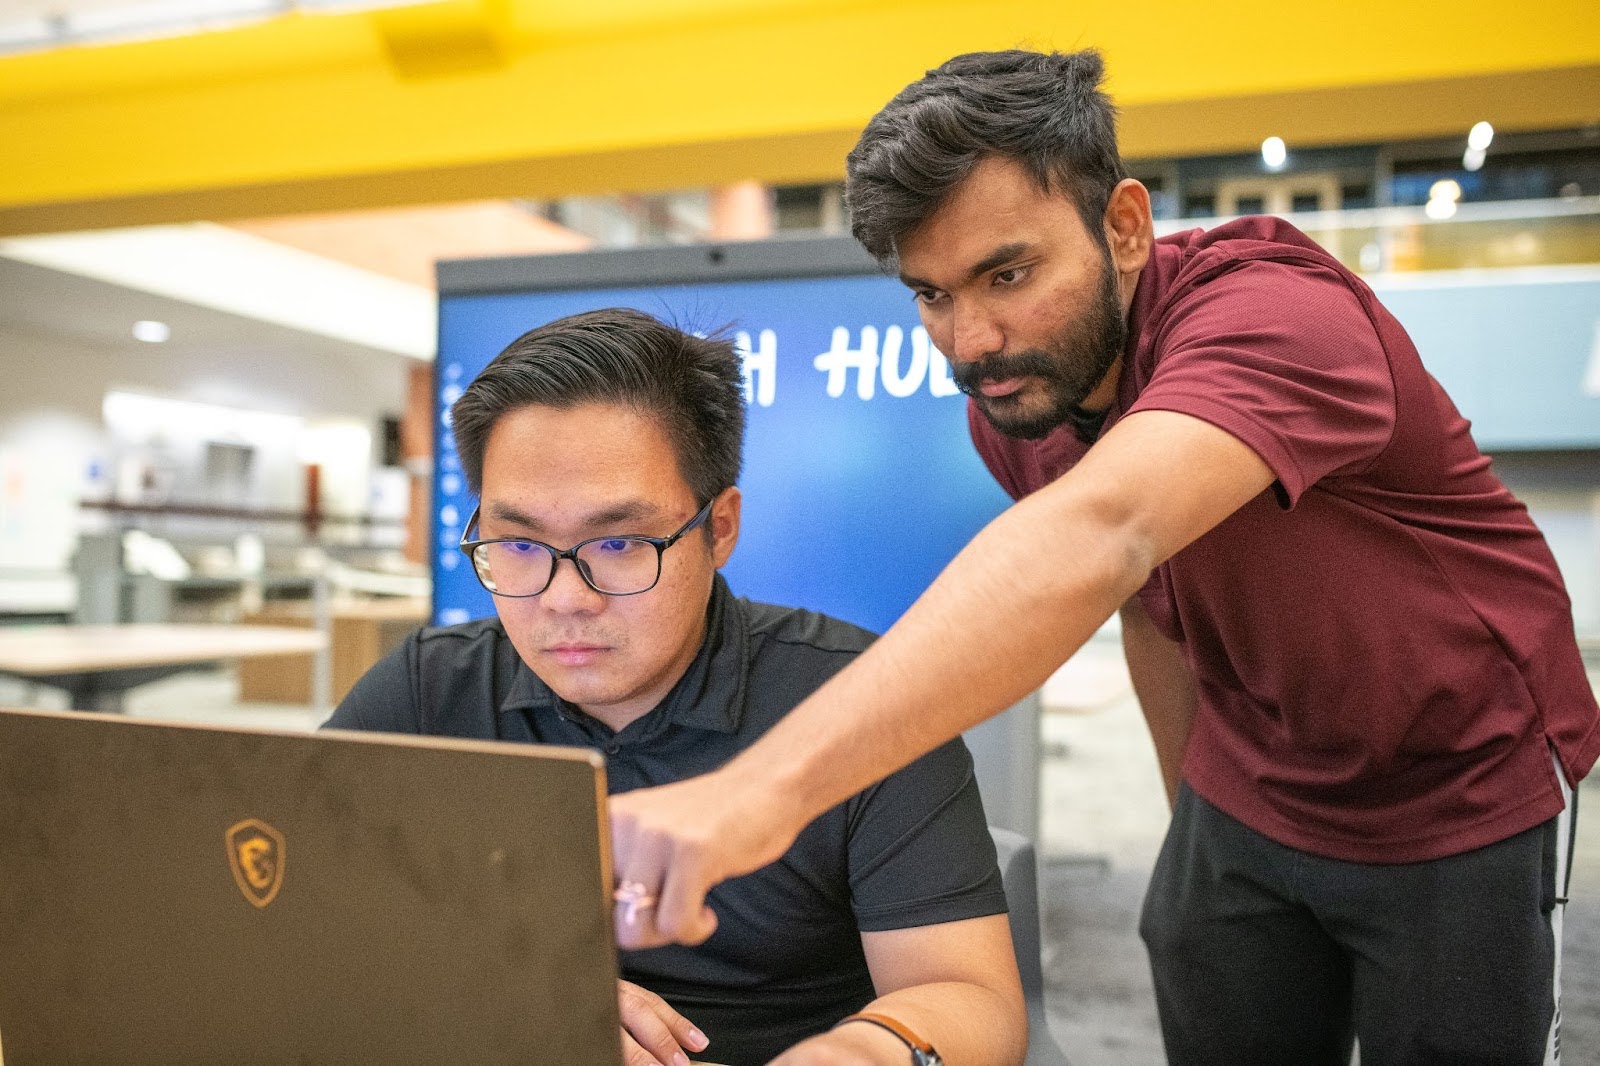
[845,48,1126,266]
[450,308,746,504]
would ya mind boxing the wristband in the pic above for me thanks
[835,1011,943,1066]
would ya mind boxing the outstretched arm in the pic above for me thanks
[609,410,1272,948]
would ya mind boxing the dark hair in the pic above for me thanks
[845,48,1126,266]
[450,308,746,504]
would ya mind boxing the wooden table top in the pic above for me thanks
[0,624,329,676]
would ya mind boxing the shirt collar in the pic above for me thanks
[498,573,749,735]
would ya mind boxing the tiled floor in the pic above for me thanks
[8,654,1598,1066]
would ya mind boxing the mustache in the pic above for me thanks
[950,350,1064,396]
[542,630,618,647]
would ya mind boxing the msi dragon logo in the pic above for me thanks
[226,818,285,909]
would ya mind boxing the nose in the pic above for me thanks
[539,554,605,614]
[949,301,1004,365]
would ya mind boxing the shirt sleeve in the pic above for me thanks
[1126,256,1397,507]
[845,738,1010,932]
[320,632,423,733]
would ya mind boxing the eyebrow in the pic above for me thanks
[898,240,1033,291]
[483,499,664,536]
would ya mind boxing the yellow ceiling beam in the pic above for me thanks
[2,0,1597,235]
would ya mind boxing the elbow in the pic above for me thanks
[1025,487,1163,611]
[980,964,1028,1066]
[1084,482,1165,599]
[945,977,1025,1066]
[1108,520,1162,604]
[992,983,1029,1066]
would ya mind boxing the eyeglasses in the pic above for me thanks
[458,498,715,598]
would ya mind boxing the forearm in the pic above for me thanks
[845,980,1028,1066]
[1119,597,1198,807]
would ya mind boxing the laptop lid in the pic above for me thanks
[0,707,623,1065]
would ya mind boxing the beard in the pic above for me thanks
[952,257,1127,440]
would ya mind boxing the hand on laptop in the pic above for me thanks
[618,979,710,1066]
[609,768,804,948]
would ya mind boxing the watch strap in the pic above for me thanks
[835,1011,941,1064]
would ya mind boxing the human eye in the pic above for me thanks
[993,264,1030,287]
[911,288,946,306]
[502,540,540,555]
[594,537,643,556]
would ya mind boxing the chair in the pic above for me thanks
[990,826,1072,1066]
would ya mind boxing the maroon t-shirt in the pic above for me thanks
[970,216,1600,863]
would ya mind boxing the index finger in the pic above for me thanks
[651,839,718,947]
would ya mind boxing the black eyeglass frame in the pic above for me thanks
[457,497,716,598]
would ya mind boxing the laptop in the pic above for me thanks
[0,707,624,1065]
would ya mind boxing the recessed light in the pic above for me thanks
[1467,121,1494,152]
[1261,136,1287,169]
[1425,197,1458,220]
[132,320,171,343]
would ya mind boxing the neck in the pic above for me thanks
[1079,354,1123,414]
[581,703,656,734]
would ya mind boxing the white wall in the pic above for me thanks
[0,323,411,576]
[1494,454,1600,637]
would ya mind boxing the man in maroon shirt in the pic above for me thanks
[606,49,1598,1065]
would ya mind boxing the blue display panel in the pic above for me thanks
[432,270,1012,633]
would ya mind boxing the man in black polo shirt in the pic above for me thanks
[326,308,1024,1066]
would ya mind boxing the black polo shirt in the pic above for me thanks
[325,575,1006,1066]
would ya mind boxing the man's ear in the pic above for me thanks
[710,486,741,568]
[1103,178,1155,283]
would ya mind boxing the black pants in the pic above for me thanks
[1140,784,1574,1066]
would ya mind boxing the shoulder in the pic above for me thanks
[875,734,979,795]
[405,615,521,713]
[739,597,877,658]
[727,598,875,732]
[1136,220,1389,388]
[391,614,516,687]
[1157,219,1377,332]
[409,614,510,660]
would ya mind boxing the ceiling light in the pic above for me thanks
[132,320,171,343]
[1424,197,1457,220]
[1261,137,1287,169]
[1463,148,1486,173]
[1467,121,1494,152]
[1429,179,1463,203]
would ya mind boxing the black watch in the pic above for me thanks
[837,1012,943,1066]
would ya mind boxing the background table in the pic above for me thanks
[237,598,428,706]
[0,624,330,713]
